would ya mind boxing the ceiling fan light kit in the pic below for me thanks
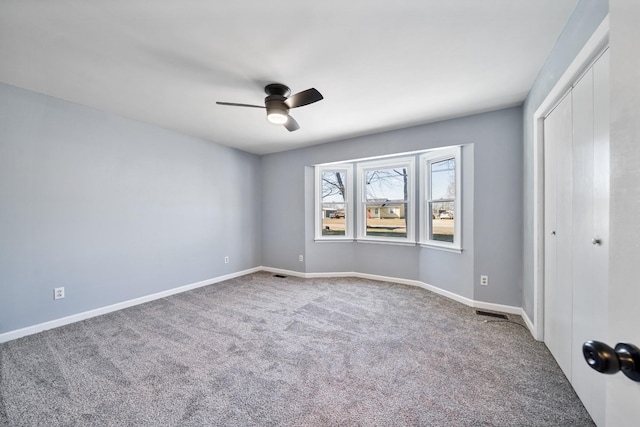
[267,111,288,124]
[217,83,323,132]
[265,94,289,125]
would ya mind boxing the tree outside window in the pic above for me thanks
[316,166,353,239]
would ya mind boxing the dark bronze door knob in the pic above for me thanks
[583,340,640,382]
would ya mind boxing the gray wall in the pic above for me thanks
[521,0,608,319]
[0,83,262,334]
[263,107,523,307]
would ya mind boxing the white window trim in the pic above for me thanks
[356,157,415,244]
[419,146,462,251]
[315,164,354,241]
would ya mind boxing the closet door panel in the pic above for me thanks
[555,93,574,381]
[544,92,573,379]
[571,66,598,417]
[592,50,610,309]
[587,49,609,426]
[544,105,558,363]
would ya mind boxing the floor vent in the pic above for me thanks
[475,310,508,320]
[273,274,287,278]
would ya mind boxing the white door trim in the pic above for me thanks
[531,16,609,341]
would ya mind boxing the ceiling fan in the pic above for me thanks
[216,83,323,132]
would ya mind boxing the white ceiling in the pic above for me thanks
[0,1,578,155]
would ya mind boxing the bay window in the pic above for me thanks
[315,146,462,252]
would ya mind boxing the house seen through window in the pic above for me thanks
[359,159,413,242]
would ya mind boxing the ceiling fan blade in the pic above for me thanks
[285,88,323,108]
[216,102,265,109]
[284,115,300,132]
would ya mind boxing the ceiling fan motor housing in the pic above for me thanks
[264,83,291,97]
[265,95,289,124]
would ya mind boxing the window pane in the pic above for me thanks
[322,171,346,203]
[366,203,407,238]
[322,203,346,236]
[430,201,454,242]
[365,168,408,202]
[321,171,347,236]
[431,158,455,200]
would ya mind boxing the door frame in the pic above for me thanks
[530,17,609,341]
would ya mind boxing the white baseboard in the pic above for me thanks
[261,267,523,318]
[0,267,262,344]
[1,265,525,343]
[521,309,538,339]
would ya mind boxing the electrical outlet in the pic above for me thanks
[299,255,304,262]
[224,256,229,264]
[480,275,489,286]
[54,287,65,300]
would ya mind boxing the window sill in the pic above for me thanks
[314,238,355,243]
[355,238,416,247]
[313,238,463,253]
[419,242,463,253]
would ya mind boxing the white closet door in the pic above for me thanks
[591,51,609,330]
[570,51,610,426]
[544,91,573,380]
[544,50,609,426]
[571,66,596,408]
[543,103,558,368]
[587,49,609,426]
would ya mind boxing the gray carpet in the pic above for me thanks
[0,272,593,426]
